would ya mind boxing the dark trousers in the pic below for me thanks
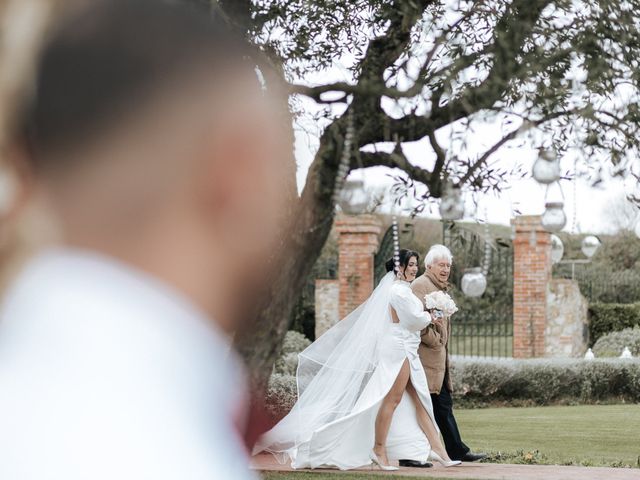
[430,386,470,460]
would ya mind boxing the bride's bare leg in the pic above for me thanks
[373,359,411,464]
[406,382,453,461]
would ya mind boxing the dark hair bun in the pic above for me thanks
[385,249,420,273]
[385,258,395,272]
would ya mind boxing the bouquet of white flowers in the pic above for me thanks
[424,290,458,317]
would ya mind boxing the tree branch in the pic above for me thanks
[359,149,432,186]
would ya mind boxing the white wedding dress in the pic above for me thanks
[254,272,437,470]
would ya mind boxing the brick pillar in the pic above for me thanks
[335,214,382,319]
[512,215,552,358]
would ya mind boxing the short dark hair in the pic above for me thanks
[385,249,420,273]
[19,0,249,170]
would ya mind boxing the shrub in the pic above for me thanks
[265,373,297,421]
[593,326,640,357]
[280,331,311,356]
[274,352,299,376]
[453,358,640,407]
[272,331,309,376]
[265,359,640,416]
[588,303,640,344]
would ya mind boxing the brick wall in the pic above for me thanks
[335,214,382,319]
[512,215,551,358]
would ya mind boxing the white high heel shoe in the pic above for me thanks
[370,450,399,471]
[428,450,462,468]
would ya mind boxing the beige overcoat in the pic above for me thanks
[411,274,453,394]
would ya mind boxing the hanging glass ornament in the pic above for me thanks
[541,201,567,232]
[439,184,464,221]
[461,267,487,297]
[532,149,561,184]
[338,179,370,215]
[550,234,564,264]
[581,235,601,259]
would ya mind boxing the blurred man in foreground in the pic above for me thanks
[0,1,287,478]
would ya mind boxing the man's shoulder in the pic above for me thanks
[412,274,437,291]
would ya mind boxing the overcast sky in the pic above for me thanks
[293,111,635,235]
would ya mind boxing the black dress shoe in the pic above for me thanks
[460,452,487,462]
[398,459,433,468]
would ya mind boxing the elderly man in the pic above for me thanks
[411,245,486,463]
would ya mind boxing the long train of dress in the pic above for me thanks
[254,276,437,470]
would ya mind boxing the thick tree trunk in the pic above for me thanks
[233,128,342,394]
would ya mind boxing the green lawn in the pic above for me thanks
[261,404,640,479]
[457,404,640,467]
[448,335,512,357]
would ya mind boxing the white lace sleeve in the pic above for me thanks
[389,284,432,332]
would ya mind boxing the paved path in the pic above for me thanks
[253,454,640,480]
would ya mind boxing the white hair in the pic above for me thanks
[425,244,453,267]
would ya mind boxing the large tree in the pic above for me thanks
[195,0,640,392]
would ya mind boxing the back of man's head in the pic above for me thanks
[10,0,288,326]
[21,0,246,170]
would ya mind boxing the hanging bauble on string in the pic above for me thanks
[532,148,561,184]
[392,216,401,277]
[541,201,567,232]
[581,235,601,259]
[338,179,370,215]
[461,267,487,297]
[439,184,464,221]
[550,234,565,264]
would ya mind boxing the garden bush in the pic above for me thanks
[265,373,297,421]
[592,326,640,357]
[452,358,640,408]
[265,358,640,418]
[273,352,299,376]
[588,302,640,344]
[272,331,310,376]
[280,330,311,356]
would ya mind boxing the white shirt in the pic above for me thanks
[0,249,256,480]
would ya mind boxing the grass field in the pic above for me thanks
[448,334,513,357]
[261,404,640,479]
[456,404,640,467]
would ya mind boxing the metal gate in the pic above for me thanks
[374,219,514,358]
[443,221,514,358]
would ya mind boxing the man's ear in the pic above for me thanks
[1,142,35,223]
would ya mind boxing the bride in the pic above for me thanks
[253,249,461,470]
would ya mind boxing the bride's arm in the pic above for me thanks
[389,287,433,332]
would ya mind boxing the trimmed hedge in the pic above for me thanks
[593,327,640,357]
[452,358,640,408]
[265,358,640,419]
[588,303,640,345]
